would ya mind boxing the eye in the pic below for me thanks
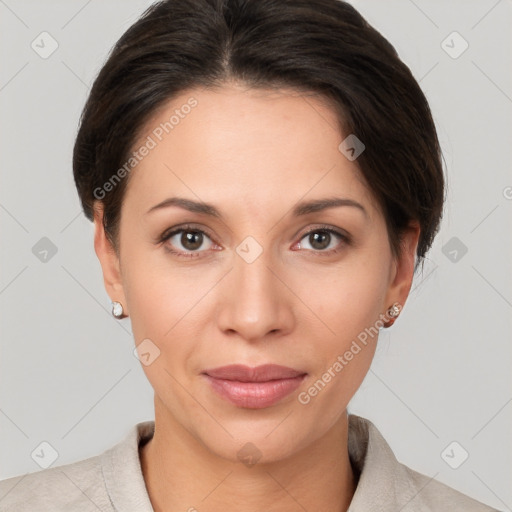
[158,223,351,259]
[159,225,218,258]
[295,226,350,255]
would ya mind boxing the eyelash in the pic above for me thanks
[158,223,351,259]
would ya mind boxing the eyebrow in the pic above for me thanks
[145,196,368,219]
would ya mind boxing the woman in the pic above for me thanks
[0,0,500,510]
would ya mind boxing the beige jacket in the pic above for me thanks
[0,414,499,511]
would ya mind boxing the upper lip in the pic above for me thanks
[203,364,307,382]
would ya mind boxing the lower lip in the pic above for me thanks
[203,374,307,409]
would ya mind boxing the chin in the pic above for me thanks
[189,412,316,467]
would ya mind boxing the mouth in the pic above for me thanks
[201,364,307,409]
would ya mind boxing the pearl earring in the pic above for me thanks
[384,302,402,328]
[111,301,124,319]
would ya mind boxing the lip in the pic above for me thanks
[202,364,307,409]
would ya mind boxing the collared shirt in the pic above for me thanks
[0,414,499,511]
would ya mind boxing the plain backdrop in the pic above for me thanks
[0,0,511,510]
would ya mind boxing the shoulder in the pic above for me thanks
[347,414,500,511]
[398,461,499,511]
[0,453,110,512]
[0,420,155,512]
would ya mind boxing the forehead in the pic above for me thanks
[122,83,379,221]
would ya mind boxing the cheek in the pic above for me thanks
[120,238,183,342]
[296,254,389,396]
[121,247,220,382]
[125,267,190,343]
[297,290,383,425]
[306,253,389,339]
[123,260,198,400]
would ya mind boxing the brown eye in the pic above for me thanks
[306,231,331,250]
[297,227,350,255]
[179,230,204,251]
[161,227,215,258]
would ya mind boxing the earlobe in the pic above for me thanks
[92,202,128,316]
[382,221,421,327]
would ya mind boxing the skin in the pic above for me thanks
[93,81,420,512]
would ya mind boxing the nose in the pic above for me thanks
[215,246,295,343]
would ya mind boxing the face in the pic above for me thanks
[94,82,419,463]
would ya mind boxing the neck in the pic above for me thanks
[140,397,356,512]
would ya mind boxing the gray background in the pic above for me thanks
[0,0,510,509]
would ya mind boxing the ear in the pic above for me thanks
[93,202,128,315]
[382,221,421,314]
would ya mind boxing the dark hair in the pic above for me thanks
[73,0,446,272]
